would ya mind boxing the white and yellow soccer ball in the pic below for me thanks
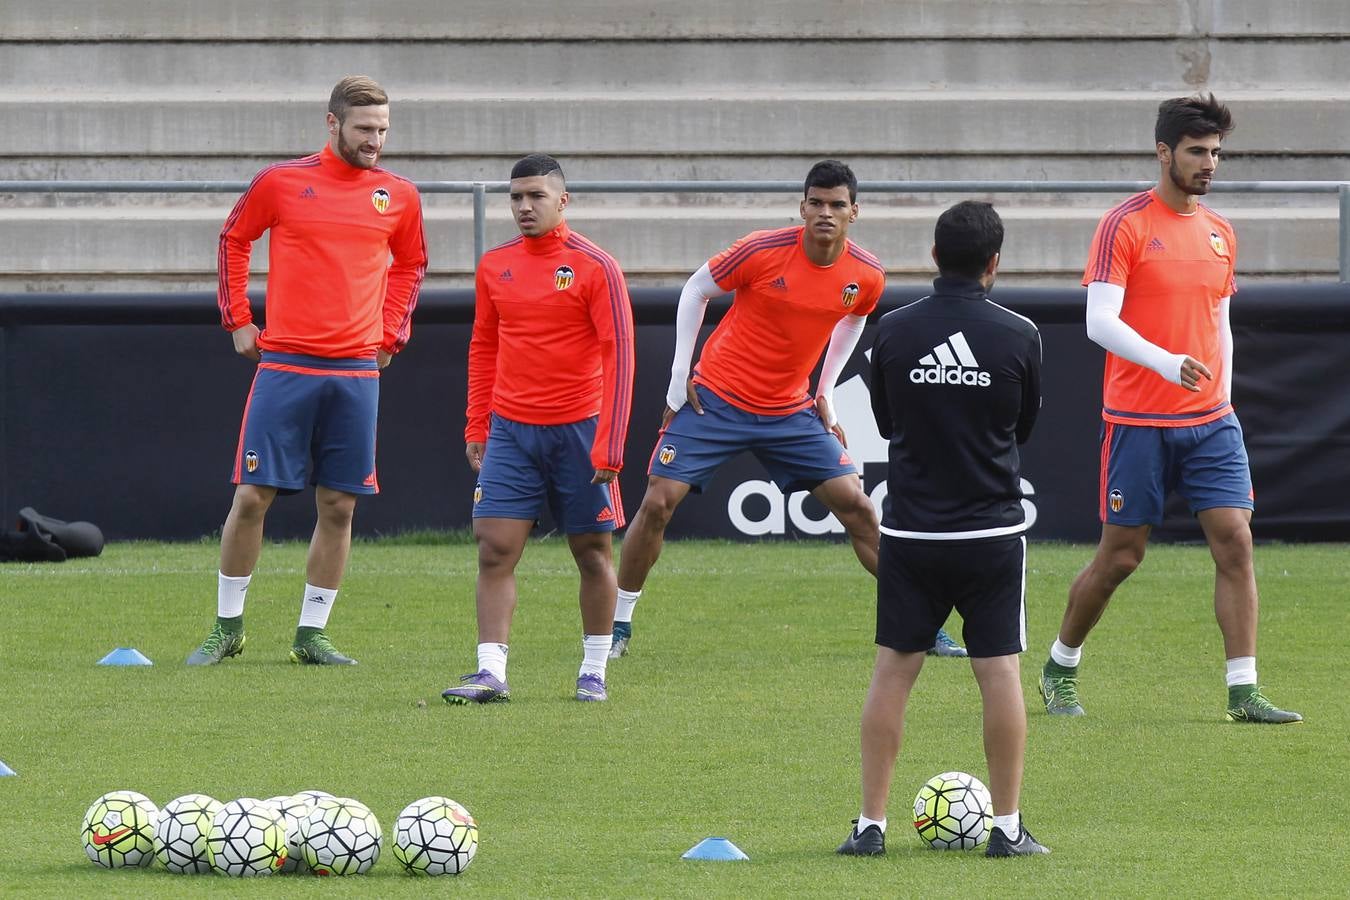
[153,793,222,873]
[81,790,158,868]
[913,771,993,850]
[391,796,478,876]
[207,797,288,876]
[264,795,316,874]
[300,796,382,875]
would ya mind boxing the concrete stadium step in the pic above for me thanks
[0,205,1335,290]
[4,0,1345,39]
[6,38,1350,93]
[8,92,1350,157]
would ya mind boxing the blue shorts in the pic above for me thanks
[648,385,859,493]
[1100,413,1254,526]
[232,352,380,495]
[473,414,623,534]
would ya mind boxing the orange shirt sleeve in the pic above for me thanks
[1083,201,1143,287]
[465,262,499,444]
[381,185,427,355]
[583,254,635,472]
[217,169,278,331]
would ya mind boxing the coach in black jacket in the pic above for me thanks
[837,201,1049,858]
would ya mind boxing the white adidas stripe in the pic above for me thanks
[918,331,979,368]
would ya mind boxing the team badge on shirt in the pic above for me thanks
[658,444,677,465]
[371,188,391,214]
[554,266,575,290]
[244,450,259,473]
[841,282,860,308]
[1208,231,1227,255]
[1108,489,1124,513]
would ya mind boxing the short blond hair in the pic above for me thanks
[329,75,388,122]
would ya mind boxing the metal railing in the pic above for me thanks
[4,179,1349,280]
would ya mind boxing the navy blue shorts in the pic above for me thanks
[232,352,380,495]
[1100,413,1254,526]
[876,534,1027,658]
[648,385,859,493]
[473,414,623,534]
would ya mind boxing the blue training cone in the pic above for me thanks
[0,760,15,776]
[97,647,153,666]
[682,837,749,861]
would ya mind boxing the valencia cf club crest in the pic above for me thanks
[1108,489,1124,513]
[841,282,860,308]
[658,444,677,465]
[371,188,391,214]
[1208,231,1227,255]
[473,483,483,505]
[554,265,575,291]
[244,450,259,473]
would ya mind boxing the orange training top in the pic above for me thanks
[694,226,885,415]
[466,222,635,473]
[218,144,427,359]
[1083,189,1237,427]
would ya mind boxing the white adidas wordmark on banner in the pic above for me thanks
[910,331,991,386]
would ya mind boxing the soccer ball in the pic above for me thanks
[154,793,222,873]
[81,790,158,868]
[300,796,382,875]
[207,798,287,876]
[264,794,316,873]
[913,771,992,850]
[292,788,335,805]
[392,796,478,876]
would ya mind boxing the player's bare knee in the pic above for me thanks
[230,485,275,521]
[571,545,613,580]
[315,491,356,528]
[1102,544,1145,585]
[637,490,679,529]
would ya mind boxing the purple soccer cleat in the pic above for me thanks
[442,670,511,705]
[575,672,608,702]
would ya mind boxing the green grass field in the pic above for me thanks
[2,538,1347,897]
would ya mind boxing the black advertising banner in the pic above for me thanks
[2,284,1348,541]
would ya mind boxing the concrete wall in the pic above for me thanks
[2,1,1348,289]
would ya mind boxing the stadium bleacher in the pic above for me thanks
[2,0,1348,291]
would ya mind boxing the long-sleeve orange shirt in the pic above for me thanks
[466,222,635,473]
[218,144,427,358]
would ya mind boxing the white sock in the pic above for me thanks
[1050,638,1082,668]
[580,634,612,678]
[994,813,1021,840]
[1225,656,1257,688]
[218,572,251,619]
[477,642,508,682]
[297,583,338,629]
[857,814,886,834]
[615,588,641,624]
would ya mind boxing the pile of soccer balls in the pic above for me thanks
[912,771,993,850]
[80,789,478,876]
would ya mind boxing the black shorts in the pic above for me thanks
[876,534,1026,658]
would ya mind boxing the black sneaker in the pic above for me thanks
[836,820,885,856]
[985,817,1050,857]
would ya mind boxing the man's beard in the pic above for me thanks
[1169,159,1209,195]
[337,131,377,169]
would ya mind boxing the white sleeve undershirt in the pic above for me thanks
[814,314,868,427]
[1084,281,1186,385]
[1217,296,1233,400]
[665,263,720,411]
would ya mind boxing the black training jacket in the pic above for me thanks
[869,275,1042,539]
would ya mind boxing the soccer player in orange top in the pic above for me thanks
[608,160,968,658]
[443,154,634,704]
[187,76,427,667]
[1039,94,1301,724]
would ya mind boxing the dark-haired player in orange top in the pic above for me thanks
[443,153,634,704]
[1039,94,1301,724]
[187,75,426,668]
[610,160,917,657]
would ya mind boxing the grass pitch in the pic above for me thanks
[1,538,1346,897]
